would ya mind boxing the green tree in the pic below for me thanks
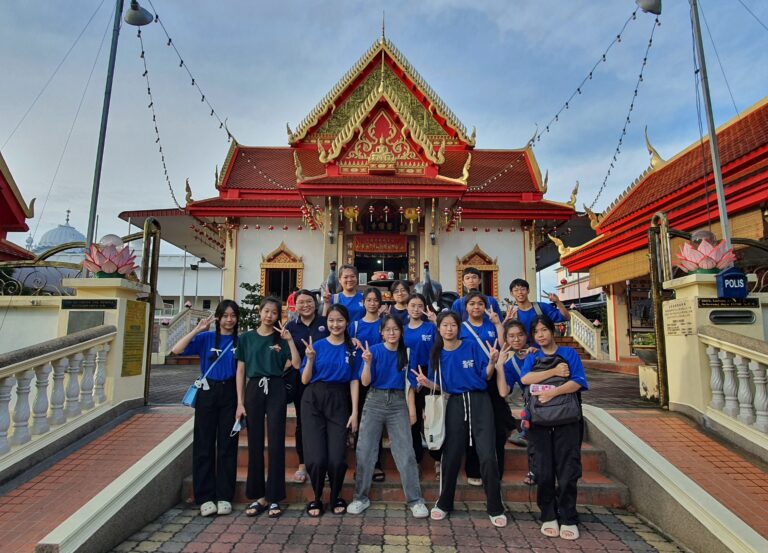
[238,281,263,330]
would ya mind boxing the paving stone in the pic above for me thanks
[157,543,185,553]
[149,532,175,542]
[134,542,162,553]
[383,535,408,545]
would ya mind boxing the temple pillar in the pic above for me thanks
[222,227,238,300]
[606,282,631,362]
[322,202,338,271]
[523,226,537,296]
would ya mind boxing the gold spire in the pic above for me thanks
[185,178,193,205]
[379,50,385,93]
[470,126,476,144]
[214,165,220,190]
[548,233,571,256]
[541,170,548,194]
[381,10,385,44]
[567,181,579,208]
[293,151,305,182]
[583,203,601,230]
[644,126,665,169]
[286,122,293,141]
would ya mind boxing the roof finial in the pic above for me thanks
[644,125,665,169]
[379,49,385,92]
[65,209,71,225]
[381,10,385,44]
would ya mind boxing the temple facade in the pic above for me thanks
[122,36,575,305]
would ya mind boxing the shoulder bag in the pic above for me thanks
[525,353,581,426]
[182,341,234,407]
[424,363,446,450]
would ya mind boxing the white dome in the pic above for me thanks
[34,223,86,253]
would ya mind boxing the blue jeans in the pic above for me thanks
[354,388,423,505]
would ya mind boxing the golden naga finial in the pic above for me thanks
[583,203,601,230]
[436,140,446,165]
[185,178,193,205]
[27,197,36,218]
[224,118,238,145]
[470,126,477,144]
[460,153,472,185]
[644,126,665,169]
[293,151,304,182]
[567,181,579,208]
[214,165,220,190]
[548,233,571,256]
[541,170,548,194]
[286,122,293,140]
[527,125,539,147]
[317,138,328,164]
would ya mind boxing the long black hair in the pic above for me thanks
[429,311,462,375]
[327,303,356,372]
[530,315,556,346]
[212,299,240,361]
[260,296,283,346]
[406,292,428,322]
[379,313,408,371]
[464,289,488,308]
[363,286,382,304]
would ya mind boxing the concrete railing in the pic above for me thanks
[700,326,768,434]
[0,325,117,457]
[166,308,209,351]
[568,309,605,360]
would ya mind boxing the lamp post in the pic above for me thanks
[190,263,199,308]
[85,0,153,247]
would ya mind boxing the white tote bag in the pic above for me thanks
[423,363,446,450]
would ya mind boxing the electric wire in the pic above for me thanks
[699,1,740,117]
[736,0,768,33]
[588,16,661,210]
[1,0,108,149]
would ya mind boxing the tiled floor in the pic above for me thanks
[612,409,768,539]
[111,503,684,553]
[0,409,192,553]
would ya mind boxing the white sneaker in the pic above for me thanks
[410,502,429,518]
[200,501,217,517]
[216,501,232,515]
[467,477,483,486]
[347,498,371,514]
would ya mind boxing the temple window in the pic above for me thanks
[260,242,304,302]
[456,245,499,298]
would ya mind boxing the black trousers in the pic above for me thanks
[193,378,239,504]
[293,376,306,465]
[357,384,383,469]
[301,381,351,504]
[245,376,287,503]
[466,376,511,479]
[529,420,582,525]
[437,391,504,517]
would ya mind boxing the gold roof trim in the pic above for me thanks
[548,233,572,257]
[218,141,239,189]
[644,126,666,169]
[437,152,471,186]
[567,181,579,208]
[289,38,473,146]
[0,151,34,219]
[583,204,601,230]
[293,151,304,182]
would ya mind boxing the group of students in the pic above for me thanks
[171,264,589,541]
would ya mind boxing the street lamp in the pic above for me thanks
[86,0,153,247]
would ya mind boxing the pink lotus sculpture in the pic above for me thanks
[674,239,736,274]
[83,243,138,277]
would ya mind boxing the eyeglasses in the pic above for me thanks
[382,328,400,334]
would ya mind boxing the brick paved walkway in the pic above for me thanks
[0,408,192,553]
[111,502,683,553]
[612,409,768,539]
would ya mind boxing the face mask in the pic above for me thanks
[230,416,246,437]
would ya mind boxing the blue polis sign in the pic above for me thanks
[716,267,748,299]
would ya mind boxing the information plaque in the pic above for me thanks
[121,300,147,377]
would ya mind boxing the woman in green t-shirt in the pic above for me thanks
[235,296,300,518]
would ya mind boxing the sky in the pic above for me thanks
[1,0,767,289]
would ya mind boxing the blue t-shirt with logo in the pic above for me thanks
[520,346,589,390]
[182,331,237,381]
[516,302,566,336]
[451,295,502,322]
[364,343,417,390]
[300,338,358,384]
[502,354,525,393]
[333,292,365,322]
[352,318,382,373]
[428,340,489,395]
[459,319,498,352]
[404,321,436,371]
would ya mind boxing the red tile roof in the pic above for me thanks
[225,147,324,190]
[0,238,34,261]
[444,150,537,193]
[303,175,453,186]
[189,198,303,208]
[600,99,768,228]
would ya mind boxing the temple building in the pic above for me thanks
[122,35,575,306]
[0,151,35,261]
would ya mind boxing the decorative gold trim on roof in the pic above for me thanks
[548,233,572,256]
[567,181,579,208]
[185,178,193,205]
[214,165,221,190]
[583,204,601,230]
[644,126,666,169]
[541,170,548,194]
[288,38,473,146]
[218,141,238,189]
[293,151,304,182]
[461,153,471,185]
[0,151,34,219]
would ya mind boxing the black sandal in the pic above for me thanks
[332,498,348,515]
[267,503,283,518]
[372,468,385,482]
[245,501,268,517]
[306,500,324,517]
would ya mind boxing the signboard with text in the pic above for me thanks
[716,267,748,299]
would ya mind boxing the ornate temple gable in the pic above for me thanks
[458,244,496,267]
[288,38,474,148]
[262,241,303,264]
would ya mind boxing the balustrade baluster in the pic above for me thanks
[10,370,34,445]
[31,363,52,435]
[64,353,83,418]
[95,344,109,404]
[750,360,768,433]
[707,346,725,410]
[49,357,68,425]
[80,348,97,410]
[0,376,16,455]
[734,355,755,425]
[720,351,739,418]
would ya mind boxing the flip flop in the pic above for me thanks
[560,524,580,540]
[306,500,324,517]
[372,468,385,482]
[293,469,307,483]
[541,520,560,537]
[430,506,448,521]
[523,471,535,486]
[490,514,508,528]
[332,498,348,515]
[267,503,283,518]
[245,501,268,517]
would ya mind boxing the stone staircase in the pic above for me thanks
[182,409,628,507]
[555,336,590,360]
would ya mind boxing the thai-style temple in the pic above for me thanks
[122,35,574,305]
[0,151,35,261]
[560,96,768,362]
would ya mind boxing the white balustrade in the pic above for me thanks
[94,344,108,404]
[0,376,16,455]
[567,309,603,360]
[31,363,52,435]
[706,346,725,410]
[49,357,67,426]
[80,348,96,410]
[10,370,34,445]
[64,353,83,419]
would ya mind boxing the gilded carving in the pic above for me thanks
[455,245,499,298]
[260,242,304,292]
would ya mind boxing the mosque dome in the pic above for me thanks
[33,210,86,253]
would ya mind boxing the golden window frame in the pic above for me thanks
[456,244,499,298]
[260,242,304,294]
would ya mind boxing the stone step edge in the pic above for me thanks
[584,405,768,553]
[36,417,193,553]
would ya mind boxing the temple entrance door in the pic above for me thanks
[355,254,409,282]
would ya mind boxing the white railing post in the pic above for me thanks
[64,353,83,419]
[734,355,755,425]
[49,357,68,425]
[10,369,34,446]
[31,363,52,435]
[750,360,768,433]
[80,347,97,410]
[0,376,15,455]
[707,345,725,410]
[94,343,109,404]
[720,351,739,418]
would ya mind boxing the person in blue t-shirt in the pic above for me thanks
[403,293,437,465]
[323,264,365,321]
[389,280,411,323]
[171,300,240,518]
[299,304,360,517]
[347,314,428,518]
[413,311,508,528]
[521,315,588,542]
[451,267,502,321]
[505,278,570,335]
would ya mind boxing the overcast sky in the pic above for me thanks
[2,1,767,275]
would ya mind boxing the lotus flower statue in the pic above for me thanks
[674,238,736,274]
[83,235,138,278]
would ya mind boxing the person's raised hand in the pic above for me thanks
[410,365,430,388]
[487,339,500,364]
[275,321,292,341]
[362,341,372,364]
[194,315,215,333]
[486,308,501,325]
[301,336,315,361]
[426,309,437,323]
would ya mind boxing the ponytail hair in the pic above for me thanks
[211,299,240,361]
[430,311,462,375]
[379,313,408,371]
[260,296,283,345]
[328,304,355,372]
